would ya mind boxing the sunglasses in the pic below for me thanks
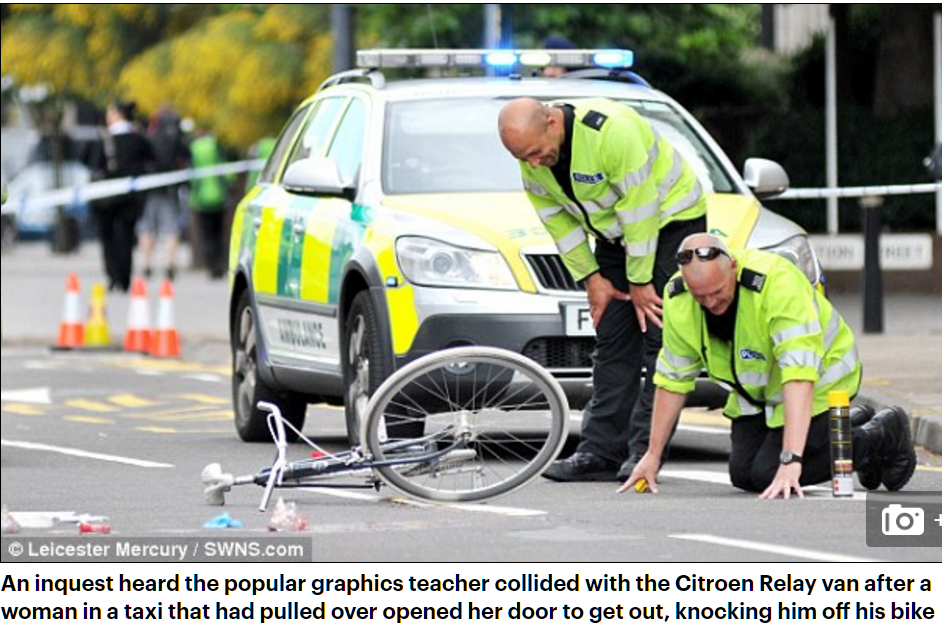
[676,246,729,265]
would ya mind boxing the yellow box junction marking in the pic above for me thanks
[175,393,230,405]
[1,403,47,416]
[108,394,161,408]
[63,399,120,413]
[64,416,116,425]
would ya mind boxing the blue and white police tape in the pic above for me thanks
[2,159,264,215]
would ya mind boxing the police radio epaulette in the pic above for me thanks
[667,276,687,298]
[740,268,767,292]
[582,110,608,131]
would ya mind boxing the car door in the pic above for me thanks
[260,95,369,374]
[238,104,311,302]
[292,96,369,370]
[296,96,368,297]
[248,96,350,371]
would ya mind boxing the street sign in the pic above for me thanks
[810,234,934,271]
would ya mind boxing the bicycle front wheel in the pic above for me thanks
[363,346,569,503]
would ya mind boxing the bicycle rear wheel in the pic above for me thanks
[363,347,569,503]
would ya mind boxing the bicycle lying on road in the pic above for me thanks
[202,347,569,510]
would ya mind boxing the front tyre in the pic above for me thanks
[343,291,393,446]
[364,347,569,503]
[231,291,306,442]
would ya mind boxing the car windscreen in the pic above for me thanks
[383,97,735,195]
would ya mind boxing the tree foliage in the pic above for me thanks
[2,4,332,149]
[1,4,166,101]
[2,2,929,160]
[356,4,769,106]
[2,4,766,149]
[119,6,332,148]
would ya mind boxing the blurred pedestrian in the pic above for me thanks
[245,136,276,192]
[138,105,187,281]
[89,101,153,293]
[188,130,230,279]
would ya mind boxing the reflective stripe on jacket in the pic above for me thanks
[520,98,706,284]
[654,249,861,428]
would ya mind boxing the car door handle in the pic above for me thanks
[253,217,262,234]
[292,219,305,241]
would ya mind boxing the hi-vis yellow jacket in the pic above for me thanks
[519,98,706,284]
[654,249,861,428]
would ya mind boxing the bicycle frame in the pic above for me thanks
[202,402,470,511]
[203,346,569,510]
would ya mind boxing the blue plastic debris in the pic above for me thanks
[202,512,243,529]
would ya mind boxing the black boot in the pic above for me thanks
[858,407,917,492]
[851,404,875,428]
[850,405,880,490]
[542,452,619,482]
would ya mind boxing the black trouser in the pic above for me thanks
[94,198,142,292]
[196,209,226,278]
[576,215,706,463]
[730,410,875,492]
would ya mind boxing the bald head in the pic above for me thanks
[677,233,737,315]
[498,98,563,167]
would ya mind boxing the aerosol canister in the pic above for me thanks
[828,390,854,498]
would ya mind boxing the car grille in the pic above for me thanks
[522,337,595,369]
[525,254,584,292]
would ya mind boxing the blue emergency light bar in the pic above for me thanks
[356,48,635,71]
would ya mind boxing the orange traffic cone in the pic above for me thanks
[149,279,180,358]
[55,274,84,350]
[83,283,112,349]
[123,278,151,353]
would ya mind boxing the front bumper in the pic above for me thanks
[400,312,727,411]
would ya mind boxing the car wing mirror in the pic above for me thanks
[282,157,355,201]
[743,158,789,200]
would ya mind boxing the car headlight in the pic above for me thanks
[396,236,517,290]
[764,235,821,286]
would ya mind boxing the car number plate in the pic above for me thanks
[563,303,595,337]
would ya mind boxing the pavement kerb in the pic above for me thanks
[856,392,942,458]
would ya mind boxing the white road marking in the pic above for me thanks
[802,486,868,500]
[661,469,867,500]
[670,533,877,562]
[185,374,225,383]
[298,487,546,516]
[660,469,731,485]
[7,512,78,528]
[1,439,174,468]
[1,387,52,404]
[676,425,730,435]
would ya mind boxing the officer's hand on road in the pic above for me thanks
[629,283,663,333]
[586,273,630,328]
[759,464,804,500]
[617,453,660,495]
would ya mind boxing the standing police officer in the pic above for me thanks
[620,233,917,498]
[498,97,707,481]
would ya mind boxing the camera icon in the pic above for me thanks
[881,504,924,536]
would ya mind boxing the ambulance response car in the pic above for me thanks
[228,49,821,442]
